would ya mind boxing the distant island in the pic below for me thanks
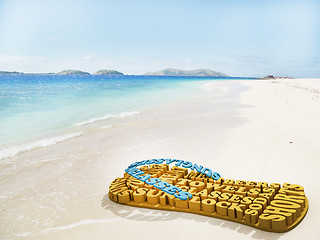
[0,71,24,75]
[94,70,124,75]
[0,69,124,76]
[144,68,229,77]
[0,68,231,77]
[57,69,124,75]
[57,70,91,75]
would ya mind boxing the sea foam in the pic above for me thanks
[0,132,82,160]
[74,111,140,127]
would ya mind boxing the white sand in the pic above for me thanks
[1,78,320,239]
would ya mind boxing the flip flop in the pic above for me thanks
[108,159,308,233]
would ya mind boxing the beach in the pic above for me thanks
[1,78,320,240]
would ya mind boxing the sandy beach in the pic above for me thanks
[1,78,320,240]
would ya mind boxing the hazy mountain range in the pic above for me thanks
[0,68,229,77]
[144,68,229,77]
[0,69,124,76]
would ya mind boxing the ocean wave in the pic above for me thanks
[0,132,82,160]
[74,111,140,127]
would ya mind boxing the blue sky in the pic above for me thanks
[0,0,319,77]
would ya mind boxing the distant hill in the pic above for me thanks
[94,70,124,75]
[144,68,229,77]
[0,71,23,75]
[57,70,91,75]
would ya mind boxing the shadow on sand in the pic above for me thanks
[101,194,284,240]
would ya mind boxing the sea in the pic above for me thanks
[0,75,247,160]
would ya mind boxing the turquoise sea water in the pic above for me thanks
[0,75,247,159]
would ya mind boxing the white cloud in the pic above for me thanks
[0,55,47,72]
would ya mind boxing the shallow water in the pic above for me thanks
[0,75,246,159]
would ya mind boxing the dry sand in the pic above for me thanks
[1,78,320,240]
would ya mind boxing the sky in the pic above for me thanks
[0,0,319,77]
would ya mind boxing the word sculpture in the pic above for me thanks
[108,159,308,232]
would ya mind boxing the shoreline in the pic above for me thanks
[1,78,320,239]
[0,76,217,149]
